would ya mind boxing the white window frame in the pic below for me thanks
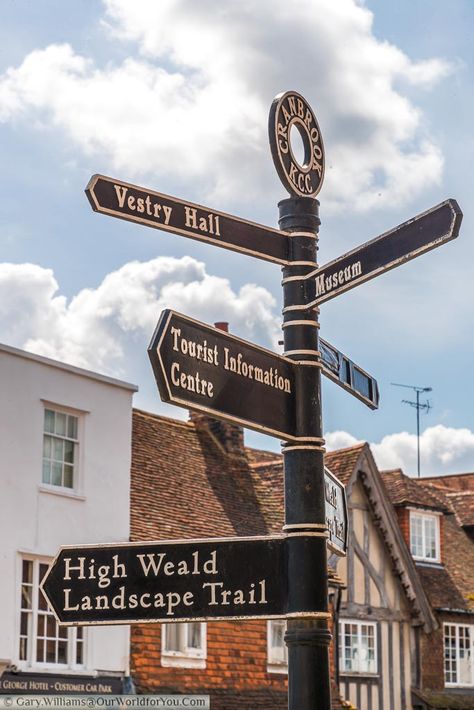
[17,556,87,672]
[267,620,288,674]
[39,401,86,497]
[161,622,207,669]
[339,620,378,676]
[409,509,441,563]
[444,623,474,687]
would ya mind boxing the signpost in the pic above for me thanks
[41,534,332,626]
[53,88,460,710]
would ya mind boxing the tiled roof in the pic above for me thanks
[325,443,366,485]
[422,472,474,492]
[381,469,450,512]
[131,409,368,543]
[131,409,273,541]
[422,473,474,528]
[413,688,474,709]
[445,491,474,528]
[381,469,474,613]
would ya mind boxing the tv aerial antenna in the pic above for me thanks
[391,383,432,478]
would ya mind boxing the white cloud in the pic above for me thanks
[0,0,454,211]
[326,424,474,476]
[325,430,361,451]
[0,257,280,380]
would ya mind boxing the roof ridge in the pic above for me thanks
[325,441,366,455]
[249,460,282,469]
[133,408,192,428]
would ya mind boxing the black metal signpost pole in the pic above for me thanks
[268,90,332,710]
[280,196,331,710]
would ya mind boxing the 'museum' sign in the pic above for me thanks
[306,199,462,306]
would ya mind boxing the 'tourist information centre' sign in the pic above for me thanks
[148,310,309,442]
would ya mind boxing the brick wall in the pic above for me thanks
[396,507,410,548]
[132,613,346,709]
[439,514,445,563]
[131,620,287,708]
[419,623,445,690]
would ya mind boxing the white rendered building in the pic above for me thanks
[0,343,137,693]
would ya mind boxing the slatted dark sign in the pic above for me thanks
[86,174,291,265]
[41,535,327,625]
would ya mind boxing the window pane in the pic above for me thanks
[423,517,436,559]
[20,612,29,636]
[43,435,52,459]
[23,560,33,584]
[42,460,51,484]
[459,627,471,685]
[19,636,28,661]
[63,465,74,489]
[53,439,63,462]
[67,416,78,440]
[21,586,32,609]
[36,638,44,663]
[44,410,55,433]
[58,641,67,664]
[46,639,56,663]
[46,615,56,637]
[269,620,287,663]
[55,413,66,437]
[64,440,74,464]
[51,463,62,486]
[187,623,202,649]
[76,639,83,665]
[164,624,181,652]
[59,625,68,640]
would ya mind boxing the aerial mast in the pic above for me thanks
[391,383,432,477]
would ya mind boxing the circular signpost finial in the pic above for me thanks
[269,91,325,198]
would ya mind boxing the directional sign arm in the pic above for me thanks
[148,309,323,442]
[320,338,379,410]
[306,199,462,306]
[86,174,291,265]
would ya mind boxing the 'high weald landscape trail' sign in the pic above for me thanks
[41,535,331,626]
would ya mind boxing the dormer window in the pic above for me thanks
[409,509,441,563]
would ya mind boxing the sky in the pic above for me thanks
[1,0,473,477]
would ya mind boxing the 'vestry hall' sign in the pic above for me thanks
[86,174,291,266]
[41,535,327,626]
[148,309,312,441]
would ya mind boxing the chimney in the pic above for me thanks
[189,321,245,458]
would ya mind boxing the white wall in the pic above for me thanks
[0,344,137,675]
